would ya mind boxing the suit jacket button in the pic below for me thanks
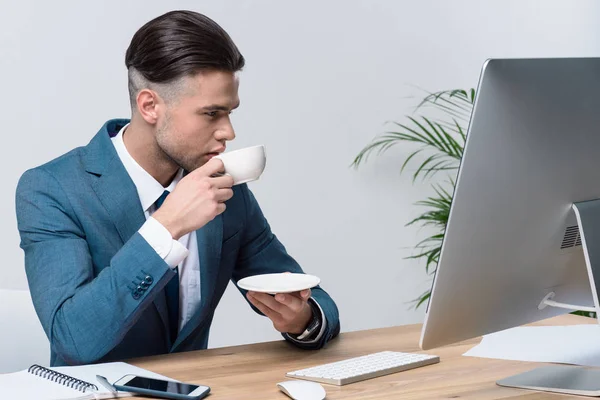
[144,276,153,284]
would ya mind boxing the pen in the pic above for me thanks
[96,375,118,395]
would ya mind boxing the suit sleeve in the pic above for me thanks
[231,184,340,349]
[15,167,175,365]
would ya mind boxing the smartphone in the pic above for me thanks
[113,374,210,400]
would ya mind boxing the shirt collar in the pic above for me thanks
[111,123,184,213]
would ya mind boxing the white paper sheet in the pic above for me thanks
[463,325,600,366]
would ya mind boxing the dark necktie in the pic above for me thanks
[155,190,179,342]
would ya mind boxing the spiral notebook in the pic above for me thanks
[0,361,175,400]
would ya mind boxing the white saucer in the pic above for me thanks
[237,273,320,294]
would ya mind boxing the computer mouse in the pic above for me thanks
[276,380,326,400]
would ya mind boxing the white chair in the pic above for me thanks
[0,289,50,373]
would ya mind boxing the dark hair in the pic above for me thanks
[125,10,245,85]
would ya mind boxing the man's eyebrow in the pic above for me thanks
[199,102,240,112]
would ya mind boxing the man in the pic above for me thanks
[16,10,340,366]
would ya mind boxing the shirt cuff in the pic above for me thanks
[284,297,327,345]
[139,217,189,268]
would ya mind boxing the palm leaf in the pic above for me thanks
[417,89,475,115]
[416,97,470,122]
[422,161,457,180]
[404,117,455,158]
[401,149,425,173]
[412,154,444,182]
[410,290,432,309]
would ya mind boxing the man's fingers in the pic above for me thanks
[188,159,234,188]
[210,175,234,189]
[285,289,311,300]
[247,292,282,322]
[275,292,305,313]
[250,292,288,316]
[191,158,225,176]
[215,188,234,202]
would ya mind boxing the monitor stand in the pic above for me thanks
[497,200,600,396]
[497,365,600,396]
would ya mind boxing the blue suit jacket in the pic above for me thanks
[16,119,340,366]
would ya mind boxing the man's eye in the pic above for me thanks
[205,111,218,117]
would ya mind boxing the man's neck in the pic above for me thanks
[122,118,179,187]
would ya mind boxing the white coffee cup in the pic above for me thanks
[214,145,266,185]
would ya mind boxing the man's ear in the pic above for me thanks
[136,89,161,125]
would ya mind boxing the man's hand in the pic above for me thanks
[246,289,313,335]
[153,158,234,240]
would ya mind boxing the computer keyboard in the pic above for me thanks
[286,351,440,386]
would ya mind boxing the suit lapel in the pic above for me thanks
[92,156,146,244]
[199,215,224,310]
[173,214,223,349]
[84,121,170,341]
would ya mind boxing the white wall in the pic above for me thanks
[0,290,49,373]
[1,0,598,358]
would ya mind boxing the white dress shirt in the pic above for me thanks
[112,125,200,333]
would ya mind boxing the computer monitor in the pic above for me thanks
[420,57,600,351]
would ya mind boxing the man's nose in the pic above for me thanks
[216,118,236,142]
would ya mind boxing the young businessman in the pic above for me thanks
[16,10,340,366]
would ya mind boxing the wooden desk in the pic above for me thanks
[129,314,595,399]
